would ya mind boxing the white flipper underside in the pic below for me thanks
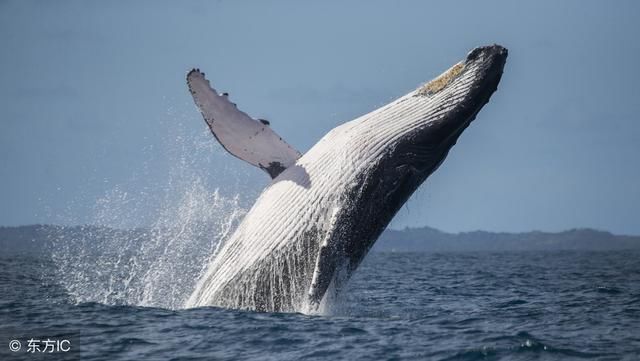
[187,69,301,178]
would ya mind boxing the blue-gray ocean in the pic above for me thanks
[1,250,639,360]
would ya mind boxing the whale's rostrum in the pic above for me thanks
[184,45,508,312]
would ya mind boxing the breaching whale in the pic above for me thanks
[185,45,507,312]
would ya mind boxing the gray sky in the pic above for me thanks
[1,0,639,234]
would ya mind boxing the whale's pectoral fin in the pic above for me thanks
[187,69,302,178]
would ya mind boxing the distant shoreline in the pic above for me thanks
[375,226,640,252]
[1,224,639,255]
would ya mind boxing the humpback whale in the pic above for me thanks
[185,45,508,312]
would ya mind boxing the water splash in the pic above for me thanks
[51,188,245,309]
[50,110,251,309]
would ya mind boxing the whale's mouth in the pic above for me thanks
[391,44,508,175]
[426,45,506,147]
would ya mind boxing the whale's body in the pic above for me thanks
[185,45,508,312]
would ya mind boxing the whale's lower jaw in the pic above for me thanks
[185,45,507,312]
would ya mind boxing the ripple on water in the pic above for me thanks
[2,251,640,360]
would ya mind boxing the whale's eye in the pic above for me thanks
[417,62,465,96]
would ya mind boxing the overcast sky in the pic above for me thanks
[1,0,639,234]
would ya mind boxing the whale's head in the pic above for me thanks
[370,44,507,194]
[340,45,507,261]
[392,44,507,176]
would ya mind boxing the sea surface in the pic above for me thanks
[1,250,639,360]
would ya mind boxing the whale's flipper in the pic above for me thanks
[187,69,301,178]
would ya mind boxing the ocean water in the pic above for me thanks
[1,250,639,360]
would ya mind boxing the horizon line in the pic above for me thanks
[1,223,638,238]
